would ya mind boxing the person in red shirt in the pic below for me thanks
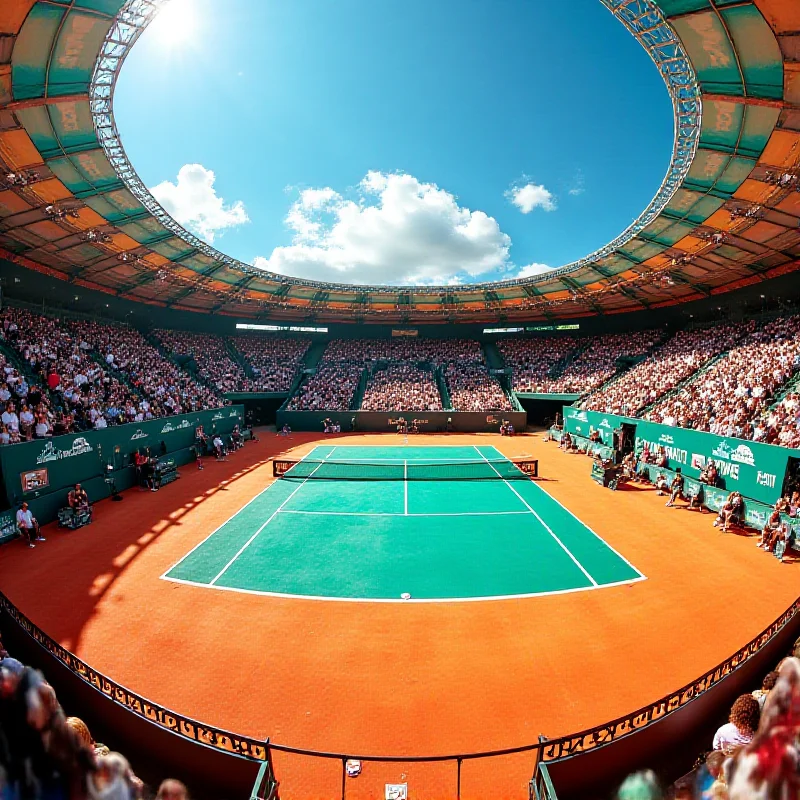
[46,369,60,392]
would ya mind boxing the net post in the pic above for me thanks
[340,757,347,800]
[457,756,463,800]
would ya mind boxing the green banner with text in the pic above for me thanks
[563,405,798,506]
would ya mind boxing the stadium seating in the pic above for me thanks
[497,336,586,393]
[444,364,512,411]
[155,330,251,393]
[287,362,363,411]
[230,335,310,392]
[581,322,747,416]
[647,316,800,440]
[534,330,660,395]
[361,364,443,411]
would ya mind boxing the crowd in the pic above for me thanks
[612,649,800,800]
[537,330,659,395]
[69,321,221,418]
[230,335,310,392]
[155,330,250,394]
[0,634,191,800]
[444,364,512,411]
[361,365,443,411]
[321,338,482,364]
[497,336,585,393]
[647,316,800,442]
[581,322,746,416]
[2,309,140,434]
[287,363,363,411]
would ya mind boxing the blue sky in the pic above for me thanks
[114,0,673,286]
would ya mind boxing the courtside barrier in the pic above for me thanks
[563,406,800,507]
[276,409,527,433]
[3,590,800,799]
[0,405,245,525]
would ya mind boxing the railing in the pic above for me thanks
[249,748,279,800]
[2,591,799,799]
[530,756,558,800]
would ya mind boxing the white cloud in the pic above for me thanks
[508,183,556,214]
[514,262,553,279]
[150,163,249,244]
[252,171,512,285]
[568,169,585,197]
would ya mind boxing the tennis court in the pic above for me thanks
[163,445,644,600]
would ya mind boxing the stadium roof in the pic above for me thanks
[0,0,798,325]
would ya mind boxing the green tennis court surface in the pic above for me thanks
[163,445,644,601]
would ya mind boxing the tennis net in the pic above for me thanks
[273,458,538,480]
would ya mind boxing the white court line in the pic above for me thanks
[162,574,643,604]
[473,446,598,587]
[486,445,646,581]
[404,460,408,515]
[208,448,335,586]
[286,458,514,464]
[161,445,335,580]
[277,510,531,518]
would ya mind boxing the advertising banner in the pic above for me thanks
[562,405,798,507]
[0,406,244,511]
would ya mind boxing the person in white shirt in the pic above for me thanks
[212,435,226,460]
[712,695,760,754]
[94,415,108,430]
[1,403,19,432]
[16,502,44,548]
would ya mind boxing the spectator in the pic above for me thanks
[157,779,190,800]
[16,502,43,548]
[713,695,761,753]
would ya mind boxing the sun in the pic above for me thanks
[148,0,198,48]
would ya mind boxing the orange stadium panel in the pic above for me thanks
[30,179,73,204]
[754,0,800,33]
[703,209,737,231]
[734,178,777,204]
[741,220,788,244]
[0,1,37,36]
[0,129,43,169]
[759,130,800,168]
[0,189,32,216]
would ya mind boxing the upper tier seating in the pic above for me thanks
[536,330,660,395]
[230,336,310,392]
[286,362,363,411]
[360,364,443,411]
[581,323,746,416]
[647,316,800,441]
[322,338,483,363]
[445,364,512,411]
[155,330,250,393]
[497,336,586,393]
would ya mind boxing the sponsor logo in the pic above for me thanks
[757,471,777,489]
[229,410,239,418]
[712,441,732,461]
[730,444,755,467]
[130,429,148,441]
[161,420,192,434]
[569,410,588,423]
[636,437,687,466]
[486,415,500,424]
[212,412,224,421]
[691,453,706,470]
[36,437,93,465]
[715,461,740,481]
[658,433,674,445]
[599,419,612,429]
